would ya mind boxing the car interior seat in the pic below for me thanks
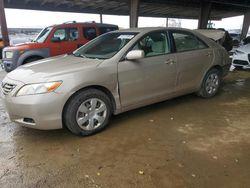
[147,34,169,56]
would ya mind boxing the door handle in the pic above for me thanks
[165,59,175,65]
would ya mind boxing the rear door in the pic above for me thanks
[169,30,214,93]
[118,31,177,108]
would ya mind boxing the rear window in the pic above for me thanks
[83,27,97,40]
[172,31,208,52]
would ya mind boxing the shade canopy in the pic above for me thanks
[4,0,250,20]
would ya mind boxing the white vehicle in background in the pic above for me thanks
[232,44,250,69]
[229,33,241,45]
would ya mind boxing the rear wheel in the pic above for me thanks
[198,68,221,98]
[63,89,112,136]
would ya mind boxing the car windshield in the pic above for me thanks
[73,32,138,59]
[33,27,53,43]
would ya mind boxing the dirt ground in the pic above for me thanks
[0,68,250,188]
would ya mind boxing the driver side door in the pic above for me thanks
[49,27,80,56]
[118,31,177,109]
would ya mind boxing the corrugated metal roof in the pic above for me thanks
[4,0,250,20]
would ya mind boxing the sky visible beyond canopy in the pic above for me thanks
[4,8,244,31]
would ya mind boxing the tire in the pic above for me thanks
[63,89,112,136]
[197,68,221,98]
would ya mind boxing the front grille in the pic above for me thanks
[1,82,16,95]
[233,60,249,66]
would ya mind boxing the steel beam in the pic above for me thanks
[0,0,9,46]
[129,0,140,28]
[198,2,212,29]
[100,13,103,23]
[241,11,250,39]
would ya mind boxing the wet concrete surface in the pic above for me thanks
[0,68,250,188]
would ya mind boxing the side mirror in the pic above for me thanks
[126,50,145,60]
[51,37,61,43]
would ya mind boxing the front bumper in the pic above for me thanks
[232,53,250,69]
[2,60,17,72]
[3,93,65,130]
[1,78,66,130]
[2,49,20,72]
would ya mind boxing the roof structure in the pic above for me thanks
[4,0,250,20]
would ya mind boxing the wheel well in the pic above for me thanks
[211,65,223,75]
[63,85,116,116]
[61,85,117,129]
[23,55,44,64]
[198,65,223,94]
[84,86,117,113]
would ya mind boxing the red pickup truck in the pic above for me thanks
[2,22,118,72]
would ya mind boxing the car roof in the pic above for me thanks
[110,27,216,48]
[115,27,195,34]
[48,22,118,28]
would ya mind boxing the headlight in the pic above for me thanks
[16,81,62,97]
[235,50,245,55]
[5,51,14,59]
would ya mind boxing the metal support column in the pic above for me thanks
[166,18,169,27]
[198,2,212,29]
[100,13,103,24]
[0,0,9,46]
[129,0,140,28]
[241,11,250,39]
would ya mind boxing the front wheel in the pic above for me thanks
[23,56,43,64]
[63,89,112,136]
[197,68,221,98]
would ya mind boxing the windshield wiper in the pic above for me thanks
[73,53,86,58]
[73,53,106,60]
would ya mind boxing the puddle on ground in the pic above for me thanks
[235,79,246,86]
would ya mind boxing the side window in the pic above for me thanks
[172,31,208,52]
[83,27,97,40]
[53,28,66,41]
[69,28,79,41]
[133,32,170,57]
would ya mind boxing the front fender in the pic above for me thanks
[17,48,50,66]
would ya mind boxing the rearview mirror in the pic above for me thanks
[126,50,145,60]
[51,37,61,43]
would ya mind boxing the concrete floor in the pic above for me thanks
[0,68,250,188]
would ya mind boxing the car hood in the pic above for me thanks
[236,44,250,53]
[4,42,38,51]
[6,54,103,84]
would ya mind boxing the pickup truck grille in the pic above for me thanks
[1,82,16,95]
